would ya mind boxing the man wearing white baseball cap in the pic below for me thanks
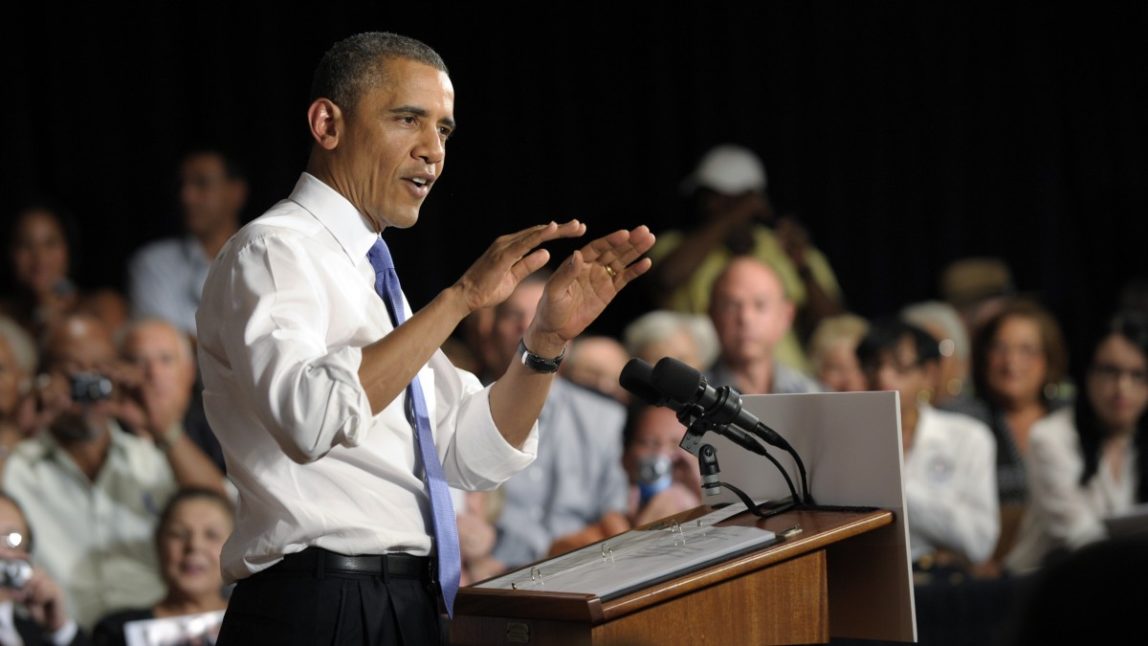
[647,144,843,373]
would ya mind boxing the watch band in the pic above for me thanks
[518,339,566,373]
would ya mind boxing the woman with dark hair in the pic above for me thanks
[960,299,1070,572]
[91,488,233,646]
[2,203,127,338]
[1005,312,1148,574]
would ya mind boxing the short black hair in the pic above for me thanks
[310,32,449,112]
[855,318,940,369]
[180,144,248,182]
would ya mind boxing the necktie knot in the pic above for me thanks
[367,237,395,273]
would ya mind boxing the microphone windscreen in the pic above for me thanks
[652,357,703,403]
[619,359,664,405]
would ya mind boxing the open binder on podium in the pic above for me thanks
[453,391,917,645]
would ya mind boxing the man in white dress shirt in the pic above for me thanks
[196,32,654,645]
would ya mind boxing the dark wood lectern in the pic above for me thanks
[451,506,894,645]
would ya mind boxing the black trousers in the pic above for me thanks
[216,551,444,645]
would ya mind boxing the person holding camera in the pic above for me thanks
[0,492,87,645]
[1,313,225,629]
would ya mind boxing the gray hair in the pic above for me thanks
[901,300,970,360]
[310,32,449,112]
[807,313,870,372]
[623,310,719,368]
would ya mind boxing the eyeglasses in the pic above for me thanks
[1090,364,1148,386]
[2,531,23,550]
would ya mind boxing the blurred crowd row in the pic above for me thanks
[0,144,1144,644]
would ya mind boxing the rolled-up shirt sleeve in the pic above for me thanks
[217,233,375,463]
[436,356,538,491]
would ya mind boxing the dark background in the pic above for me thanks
[4,3,1147,364]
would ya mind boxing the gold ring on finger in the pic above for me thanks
[604,265,617,278]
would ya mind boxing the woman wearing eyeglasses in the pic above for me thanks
[1007,312,1148,574]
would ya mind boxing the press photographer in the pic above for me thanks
[0,492,86,645]
[0,313,225,629]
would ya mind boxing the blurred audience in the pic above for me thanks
[623,310,718,371]
[486,274,630,567]
[957,300,1069,573]
[92,488,233,646]
[622,405,702,527]
[119,320,224,472]
[940,257,1015,336]
[808,313,869,392]
[558,336,631,404]
[128,148,248,338]
[707,258,821,395]
[1,313,224,628]
[2,203,127,340]
[0,492,87,645]
[455,490,501,586]
[0,320,36,474]
[857,320,998,578]
[902,300,973,408]
[646,144,843,372]
[1007,312,1148,574]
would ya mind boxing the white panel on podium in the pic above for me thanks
[703,391,917,643]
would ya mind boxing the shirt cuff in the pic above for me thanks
[50,620,78,646]
[451,384,538,485]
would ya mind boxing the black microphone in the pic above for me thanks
[650,357,788,449]
[619,359,674,407]
[620,358,766,457]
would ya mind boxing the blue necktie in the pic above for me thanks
[367,237,461,616]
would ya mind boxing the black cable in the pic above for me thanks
[719,481,797,519]
[751,422,813,505]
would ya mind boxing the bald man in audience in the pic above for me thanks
[119,319,224,471]
[1,313,224,628]
[707,258,821,394]
[559,335,631,403]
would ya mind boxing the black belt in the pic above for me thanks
[268,547,432,581]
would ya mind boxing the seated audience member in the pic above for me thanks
[857,319,999,576]
[2,203,127,339]
[486,274,630,566]
[646,144,843,372]
[92,488,233,646]
[0,492,87,645]
[623,310,718,371]
[0,320,37,473]
[707,258,821,395]
[807,313,869,392]
[118,319,224,472]
[939,257,1015,336]
[902,300,972,408]
[128,147,248,337]
[455,490,501,586]
[623,405,702,526]
[1007,312,1148,574]
[957,300,1069,571]
[1,314,225,628]
[558,336,631,404]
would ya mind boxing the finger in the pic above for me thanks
[497,220,585,258]
[581,225,655,270]
[509,248,551,283]
[616,256,653,288]
[547,249,586,294]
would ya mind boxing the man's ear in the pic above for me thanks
[307,98,343,150]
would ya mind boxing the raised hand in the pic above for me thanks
[527,225,656,354]
[453,220,587,312]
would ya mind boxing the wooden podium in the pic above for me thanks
[451,505,894,645]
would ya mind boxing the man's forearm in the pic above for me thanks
[487,329,565,449]
[358,285,472,415]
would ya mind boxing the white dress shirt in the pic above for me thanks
[1006,408,1139,574]
[903,405,1000,564]
[197,173,538,584]
[1,424,173,629]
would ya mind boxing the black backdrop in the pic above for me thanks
[4,3,1147,365]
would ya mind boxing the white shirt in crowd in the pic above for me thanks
[1006,407,1140,574]
[903,405,1000,564]
[196,173,538,584]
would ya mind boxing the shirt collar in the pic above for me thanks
[289,172,379,263]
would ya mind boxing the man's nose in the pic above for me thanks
[413,128,445,165]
